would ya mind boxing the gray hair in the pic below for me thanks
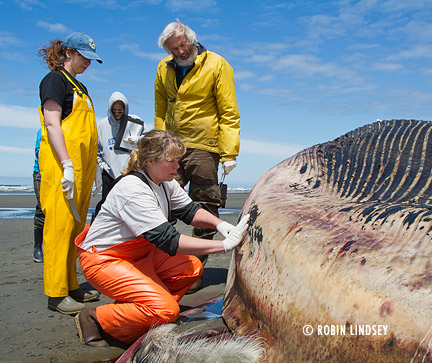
[158,21,197,53]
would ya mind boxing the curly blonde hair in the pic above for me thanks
[123,129,186,175]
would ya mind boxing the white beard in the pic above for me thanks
[174,46,198,66]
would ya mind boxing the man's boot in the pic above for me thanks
[69,288,100,303]
[33,227,43,263]
[48,296,85,315]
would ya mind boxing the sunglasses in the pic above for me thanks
[112,109,124,114]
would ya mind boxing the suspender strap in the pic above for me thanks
[91,171,150,224]
[60,70,87,98]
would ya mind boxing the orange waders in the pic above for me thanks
[39,72,97,297]
[75,225,203,344]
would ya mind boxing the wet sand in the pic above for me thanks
[0,192,249,362]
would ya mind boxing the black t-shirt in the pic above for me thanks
[39,69,89,120]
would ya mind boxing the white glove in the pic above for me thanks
[123,135,140,146]
[222,160,237,175]
[216,220,235,238]
[93,164,103,197]
[61,159,74,199]
[222,214,250,252]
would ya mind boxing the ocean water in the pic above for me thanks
[0,184,35,194]
[0,207,240,219]
[0,207,97,219]
[0,183,249,219]
[0,184,252,195]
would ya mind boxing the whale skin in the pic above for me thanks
[223,120,432,362]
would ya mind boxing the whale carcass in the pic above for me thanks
[223,119,432,362]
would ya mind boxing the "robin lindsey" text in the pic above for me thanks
[317,324,388,336]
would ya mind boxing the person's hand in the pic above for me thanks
[61,159,74,199]
[123,135,140,146]
[222,214,250,252]
[93,164,103,197]
[216,221,235,238]
[222,160,237,175]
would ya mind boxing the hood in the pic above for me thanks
[107,91,129,125]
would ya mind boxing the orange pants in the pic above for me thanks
[75,225,203,344]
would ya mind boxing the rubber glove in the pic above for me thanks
[61,159,74,199]
[93,164,103,197]
[222,160,237,175]
[216,221,235,238]
[123,135,140,147]
[222,214,250,252]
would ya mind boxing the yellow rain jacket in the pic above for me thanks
[154,51,240,163]
[39,71,97,297]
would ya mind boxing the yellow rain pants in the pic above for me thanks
[39,72,97,297]
[75,224,203,344]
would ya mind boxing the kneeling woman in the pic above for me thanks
[74,129,249,347]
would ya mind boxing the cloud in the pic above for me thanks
[119,43,165,61]
[0,51,27,63]
[237,42,367,88]
[371,62,404,71]
[380,0,430,12]
[297,0,430,46]
[37,21,70,33]
[347,43,380,51]
[65,0,162,9]
[256,87,293,98]
[0,31,24,47]
[198,33,226,43]
[194,18,220,29]
[389,45,432,61]
[235,70,282,87]
[14,0,45,11]
[230,42,286,62]
[241,138,305,157]
[304,13,361,40]
[263,2,295,11]
[84,68,109,83]
[229,0,432,107]
[234,70,255,81]
[0,145,33,155]
[166,0,217,12]
[402,20,432,42]
[254,2,296,28]
[0,104,40,129]
[247,53,276,64]
[258,74,275,82]
[272,53,359,81]
[239,83,255,91]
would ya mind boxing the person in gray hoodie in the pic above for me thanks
[97,91,144,199]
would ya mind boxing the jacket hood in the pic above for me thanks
[107,91,129,125]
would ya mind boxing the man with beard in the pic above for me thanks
[154,21,240,293]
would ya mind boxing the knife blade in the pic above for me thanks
[67,197,81,222]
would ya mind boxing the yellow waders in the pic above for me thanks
[39,71,97,297]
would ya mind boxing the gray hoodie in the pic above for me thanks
[97,91,144,179]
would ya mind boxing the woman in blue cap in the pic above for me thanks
[38,32,103,315]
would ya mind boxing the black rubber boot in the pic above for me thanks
[33,227,43,263]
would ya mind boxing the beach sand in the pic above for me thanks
[0,192,249,362]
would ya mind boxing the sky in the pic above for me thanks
[1,0,432,188]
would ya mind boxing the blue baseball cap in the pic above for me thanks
[63,32,103,63]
